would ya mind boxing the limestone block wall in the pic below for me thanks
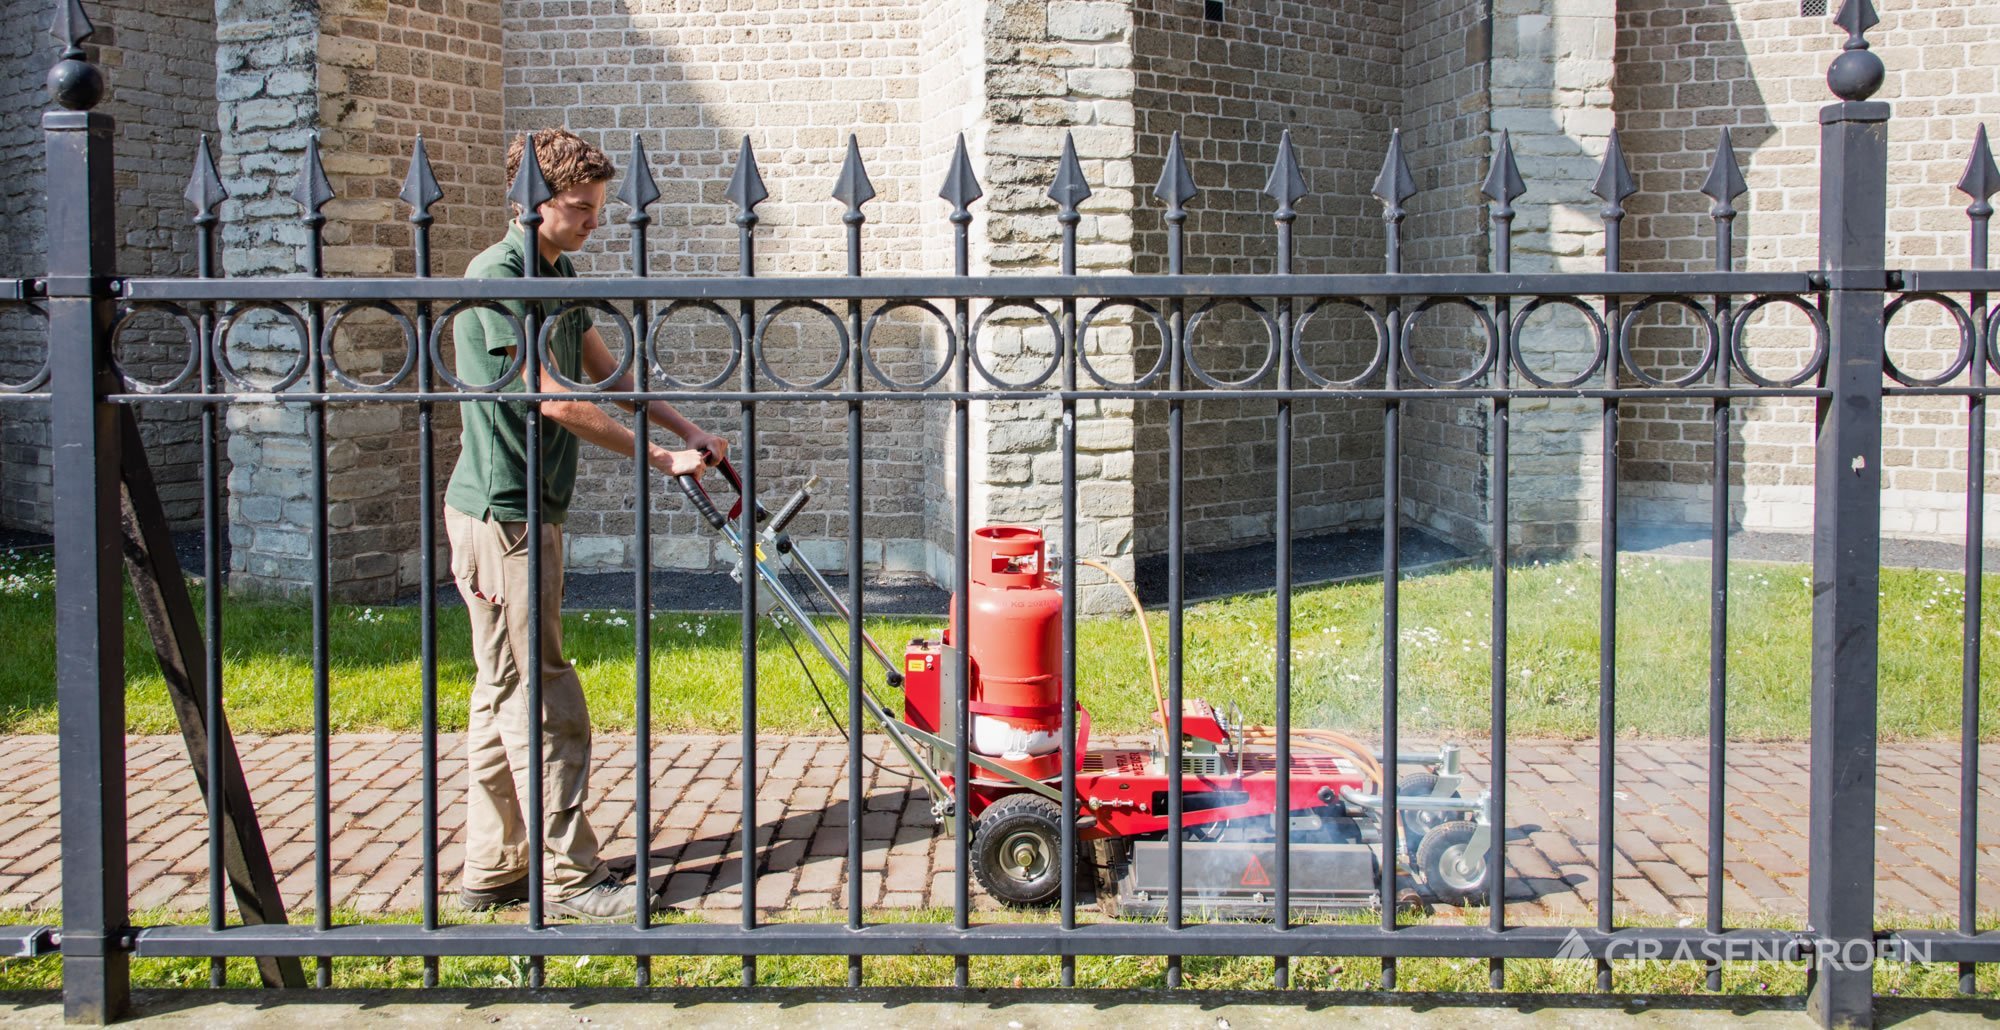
[1127,0,1402,558]
[1484,0,1619,555]
[0,0,218,533]
[1398,0,1494,551]
[974,0,1142,611]
[1613,0,2000,541]
[217,0,506,599]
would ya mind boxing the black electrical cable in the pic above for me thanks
[769,611,912,782]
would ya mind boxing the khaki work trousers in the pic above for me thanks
[445,507,609,897]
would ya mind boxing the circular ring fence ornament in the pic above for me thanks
[1881,292,1976,388]
[755,299,850,391]
[1616,295,1722,389]
[1988,302,2000,376]
[1399,296,1499,389]
[1184,297,1279,389]
[538,300,636,392]
[970,299,1067,390]
[1290,297,1388,389]
[213,302,312,393]
[645,300,742,391]
[427,300,527,393]
[1075,298,1167,389]
[1727,294,1828,389]
[0,302,51,394]
[321,300,419,393]
[1508,296,1608,390]
[860,299,957,391]
[110,302,201,394]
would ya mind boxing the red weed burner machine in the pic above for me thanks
[677,467,1495,917]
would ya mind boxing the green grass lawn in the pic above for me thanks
[1,545,1995,740]
[0,906,1994,996]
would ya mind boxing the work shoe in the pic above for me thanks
[549,878,648,921]
[459,875,530,912]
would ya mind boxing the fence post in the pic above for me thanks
[43,0,129,1022]
[1808,4,1887,1028]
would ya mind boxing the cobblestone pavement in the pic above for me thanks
[0,734,1993,923]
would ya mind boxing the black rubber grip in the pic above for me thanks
[770,484,812,534]
[674,473,727,530]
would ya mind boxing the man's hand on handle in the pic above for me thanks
[647,429,729,479]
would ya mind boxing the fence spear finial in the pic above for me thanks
[725,135,767,227]
[294,131,335,226]
[508,131,553,224]
[1699,128,1747,220]
[1482,130,1527,212]
[400,135,443,225]
[1593,129,1638,218]
[46,0,100,110]
[617,135,660,226]
[832,134,876,222]
[1048,132,1092,219]
[1263,130,1308,221]
[185,134,227,226]
[1371,129,1416,222]
[1153,131,1199,223]
[1958,125,2000,218]
[939,132,983,222]
[1828,0,1885,102]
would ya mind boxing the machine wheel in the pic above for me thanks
[971,793,1065,907]
[1395,771,1456,857]
[1414,819,1489,907]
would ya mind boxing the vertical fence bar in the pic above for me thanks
[1700,128,1747,994]
[619,135,660,986]
[951,134,982,993]
[725,136,764,988]
[296,133,335,990]
[401,136,443,991]
[1370,132,1414,991]
[1054,137,1080,989]
[508,134,551,987]
[1591,132,1634,994]
[1265,131,1305,989]
[1808,9,1887,1024]
[1955,123,1996,997]
[46,9,130,1017]
[834,135,873,989]
[1483,132,1525,990]
[1155,131,1195,990]
[189,133,228,989]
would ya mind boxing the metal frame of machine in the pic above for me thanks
[674,466,1497,916]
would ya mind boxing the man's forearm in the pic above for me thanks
[543,395,645,459]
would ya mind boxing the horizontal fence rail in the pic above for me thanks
[11,1,2000,1027]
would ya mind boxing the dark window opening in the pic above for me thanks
[1204,0,1224,22]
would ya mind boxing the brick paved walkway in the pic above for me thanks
[0,734,1993,923]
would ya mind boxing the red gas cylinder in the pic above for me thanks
[949,526,1065,781]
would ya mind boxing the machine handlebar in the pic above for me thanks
[672,457,768,531]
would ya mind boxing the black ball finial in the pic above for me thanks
[47,56,102,111]
[1827,48,1886,103]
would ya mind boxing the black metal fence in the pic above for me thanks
[6,0,1999,1026]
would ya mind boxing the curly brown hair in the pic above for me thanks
[505,129,615,207]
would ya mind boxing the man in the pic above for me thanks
[445,129,729,920]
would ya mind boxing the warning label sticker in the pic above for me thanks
[1239,853,1271,888]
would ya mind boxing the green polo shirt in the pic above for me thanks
[444,224,591,524]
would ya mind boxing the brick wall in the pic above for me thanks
[501,0,944,578]
[1614,0,2000,541]
[1128,0,1401,558]
[0,0,217,533]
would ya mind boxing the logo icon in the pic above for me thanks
[1554,929,1592,961]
